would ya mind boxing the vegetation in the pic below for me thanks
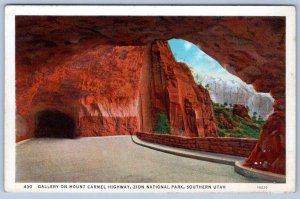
[251,111,264,125]
[213,102,264,138]
[154,112,170,134]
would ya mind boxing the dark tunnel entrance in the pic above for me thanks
[34,109,76,138]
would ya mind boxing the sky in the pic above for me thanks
[167,38,243,83]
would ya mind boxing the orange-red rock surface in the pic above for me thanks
[244,98,286,174]
[16,44,146,138]
[15,16,286,174]
[16,39,218,139]
[218,113,233,129]
[233,104,251,120]
[16,16,285,99]
[150,41,217,137]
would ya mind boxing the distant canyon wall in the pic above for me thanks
[200,76,274,120]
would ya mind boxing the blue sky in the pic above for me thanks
[167,38,242,82]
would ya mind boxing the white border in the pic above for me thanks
[4,5,296,193]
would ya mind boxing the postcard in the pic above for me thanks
[4,5,296,193]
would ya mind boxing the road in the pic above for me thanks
[16,136,265,183]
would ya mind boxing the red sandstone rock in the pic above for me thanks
[243,97,286,174]
[273,98,285,112]
[15,38,217,139]
[16,16,285,100]
[150,41,218,137]
[244,110,285,174]
[136,132,257,157]
[79,116,137,136]
[218,113,233,129]
[233,104,250,119]
[16,44,145,139]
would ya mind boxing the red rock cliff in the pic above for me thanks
[244,99,286,174]
[233,104,251,119]
[16,44,147,139]
[149,41,217,137]
[16,39,217,140]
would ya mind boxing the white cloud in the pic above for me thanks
[184,41,192,50]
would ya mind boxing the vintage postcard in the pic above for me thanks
[4,5,296,193]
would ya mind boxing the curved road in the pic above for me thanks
[16,136,264,183]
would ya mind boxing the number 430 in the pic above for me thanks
[24,185,32,189]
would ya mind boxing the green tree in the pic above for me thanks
[257,115,264,125]
[252,111,257,121]
[154,112,170,134]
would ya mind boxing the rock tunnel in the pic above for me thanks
[34,109,76,138]
[15,16,286,174]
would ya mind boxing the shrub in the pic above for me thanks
[154,112,170,134]
[257,115,265,125]
[252,111,257,121]
[218,123,226,129]
[213,103,263,139]
[218,131,225,137]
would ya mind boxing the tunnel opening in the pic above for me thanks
[34,109,76,138]
[167,38,274,139]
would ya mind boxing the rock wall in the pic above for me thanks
[15,39,217,140]
[200,76,274,120]
[150,41,217,137]
[16,44,147,139]
[137,132,258,157]
[79,116,138,136]
[244,99,286,174]
[16,16,285,99]
[233,104,251,120]
[218,113,233,129]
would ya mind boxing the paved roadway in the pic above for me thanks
[16,136,265,183]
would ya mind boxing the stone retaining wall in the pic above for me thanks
[136,132,258,157]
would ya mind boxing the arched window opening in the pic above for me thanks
[168,38,274,138]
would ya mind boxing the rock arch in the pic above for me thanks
[15,16,286,174]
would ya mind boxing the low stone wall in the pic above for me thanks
[136,132,258,157]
